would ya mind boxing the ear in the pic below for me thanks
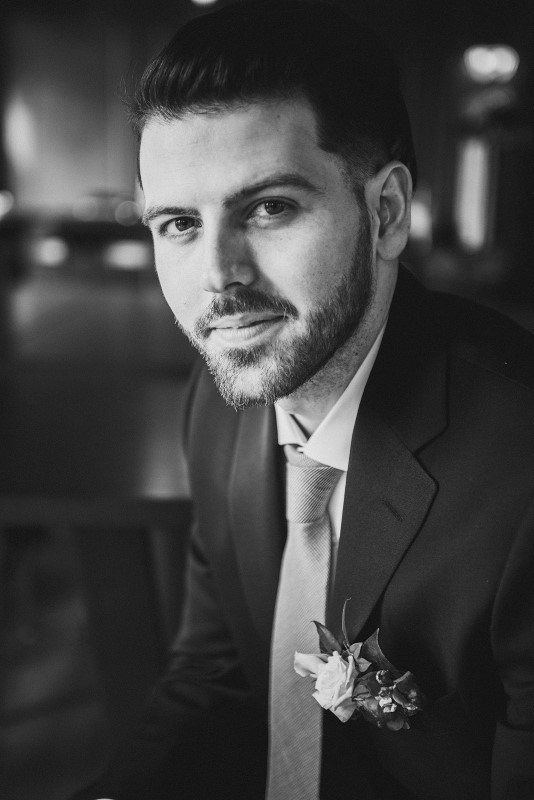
[365,162,412,262]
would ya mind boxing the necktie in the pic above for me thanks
[267,445,342,800]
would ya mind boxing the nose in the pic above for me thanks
[201,227,257,293]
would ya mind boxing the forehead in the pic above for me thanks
[139,98,338,205]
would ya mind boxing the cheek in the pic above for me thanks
[256,229,338,298]
[296,208,355,271]
[154,250,197,323]
[275,236,352,305]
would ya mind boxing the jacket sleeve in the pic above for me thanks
[491,491,534,800]
[91,525,267,800]
[78,364,267,800]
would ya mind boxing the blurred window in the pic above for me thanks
[454,137,492,252]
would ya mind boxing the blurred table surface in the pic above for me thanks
[0,271,196,523]
[0,363,191,524]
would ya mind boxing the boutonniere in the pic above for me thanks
[294,600,425,731]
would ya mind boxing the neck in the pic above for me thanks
[277,328,370,436]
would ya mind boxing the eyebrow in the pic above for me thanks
[142,205,197,227]
[142,172,325,226]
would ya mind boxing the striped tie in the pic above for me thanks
[267,444,341,800]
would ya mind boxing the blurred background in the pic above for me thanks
[0,0,533,798]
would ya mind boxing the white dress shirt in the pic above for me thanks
[275,326,385,572]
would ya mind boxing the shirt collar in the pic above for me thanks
[275,325,386,471]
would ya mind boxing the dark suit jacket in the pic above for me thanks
[93,270,534,800]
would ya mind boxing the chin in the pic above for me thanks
[210,366,280,409]
[202,350,293,408]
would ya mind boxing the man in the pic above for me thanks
[83,2,534,798]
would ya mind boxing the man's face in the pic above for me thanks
[140,98,375,408]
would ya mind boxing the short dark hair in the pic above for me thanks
[130,0,417,189]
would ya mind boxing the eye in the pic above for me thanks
[169,217,199,233]
[262,200,287,216]
[249,199,294,222]
[157,216,202,238]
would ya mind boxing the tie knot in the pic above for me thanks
[284,444,342,523]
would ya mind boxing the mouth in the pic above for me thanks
[208,313,286,344]
[211,313,284,330]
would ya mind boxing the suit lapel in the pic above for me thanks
[229,404,285,650]
[327,268,449,640]
[327,402,438,639]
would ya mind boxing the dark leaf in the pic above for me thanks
[361,629,402,678]
[385,716,408,732]
[313,620,343,655]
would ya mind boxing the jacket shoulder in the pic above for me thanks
[428,289,534,392]
[182,358,241,457]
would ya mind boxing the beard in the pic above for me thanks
[176,216,373,409]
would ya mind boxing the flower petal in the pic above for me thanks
[294,652,328,678]
[312,689,333,710]
[331,699,357,723]
[354,656,372,673]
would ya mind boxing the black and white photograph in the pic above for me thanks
[1,1,533,798]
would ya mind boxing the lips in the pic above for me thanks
[211,313,284,330]
[207,314,285,345]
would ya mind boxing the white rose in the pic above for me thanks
[294,652,328,678]
[312,651,358,723]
